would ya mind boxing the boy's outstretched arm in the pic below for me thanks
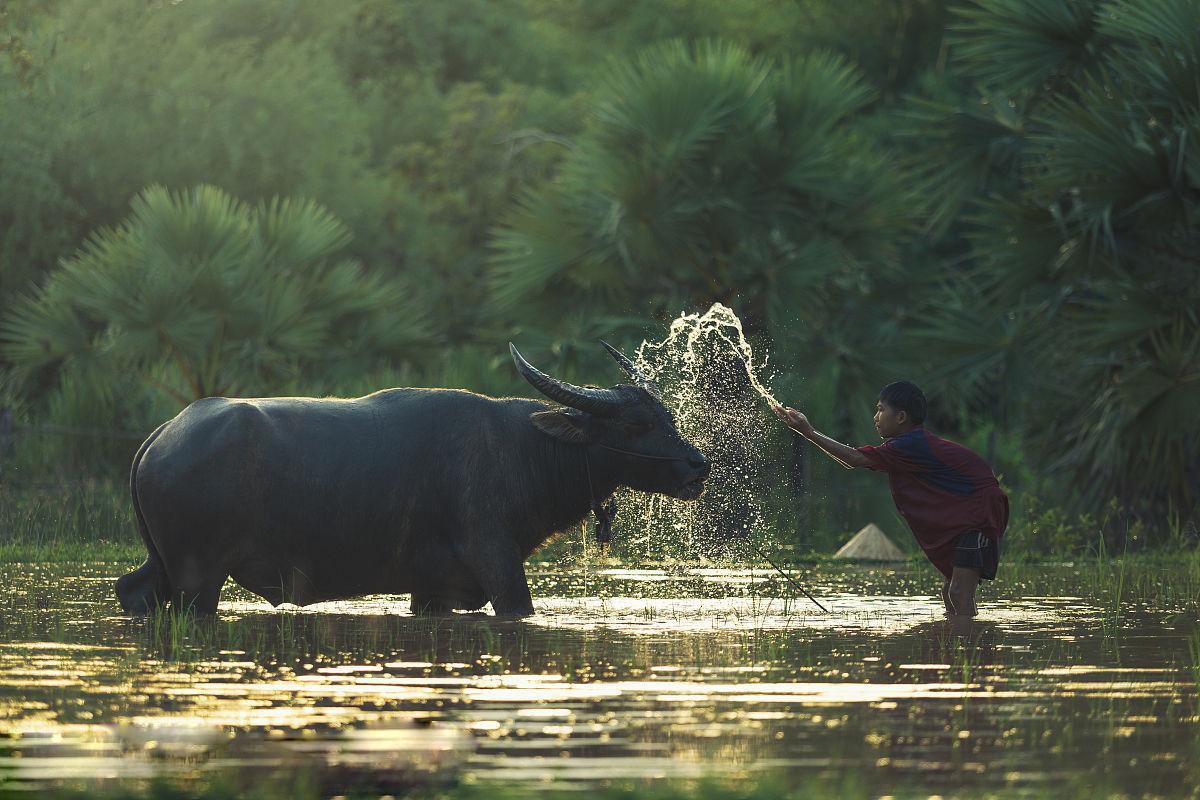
[771,405,871,469]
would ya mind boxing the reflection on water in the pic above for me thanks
[0,563,1196,795]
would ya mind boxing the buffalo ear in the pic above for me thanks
[531,410,591,444]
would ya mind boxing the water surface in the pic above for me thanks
[0,563,1195,796]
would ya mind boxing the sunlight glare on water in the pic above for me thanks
[2,563,1198,796]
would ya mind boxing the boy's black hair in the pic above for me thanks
[879,381,926,425]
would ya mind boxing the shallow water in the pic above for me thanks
[0,563,1196,796]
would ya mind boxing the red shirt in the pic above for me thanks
[857,427,1009,578]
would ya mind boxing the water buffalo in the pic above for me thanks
[115,342,709,617]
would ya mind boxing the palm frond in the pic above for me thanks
[909,284,1050,424]
[1048,313,1200,509]
[489,187,591,312]
[770,50,877,152]
[1029,75,1198,273]
[898,92,1026,236]
[592,39,771,171]
[1098,0,1200,112]
[253,194,353,271]
[949,0,1103,92]
[961,197,1080,298]
[132,185,250,276]
[0,284,96,367]
[1071,285,1172,350]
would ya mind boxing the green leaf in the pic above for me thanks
[949,0,1103,92]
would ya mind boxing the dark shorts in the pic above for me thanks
[952,530,999,580]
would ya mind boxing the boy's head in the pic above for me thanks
[874,381,926,438]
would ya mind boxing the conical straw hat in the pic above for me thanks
[833,523,907,561]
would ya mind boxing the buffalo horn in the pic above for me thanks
[509,343,624,416]
[600,340,659,393]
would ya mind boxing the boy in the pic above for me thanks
[772,381,1008,617]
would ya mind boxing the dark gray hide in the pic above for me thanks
[115,343,709,617]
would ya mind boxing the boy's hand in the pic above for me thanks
[771,404,813,436]
[773,404,865,470]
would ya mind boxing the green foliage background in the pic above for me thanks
[0,0,1196,552]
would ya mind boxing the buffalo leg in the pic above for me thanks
[488,572,533,617]
[410,594,454,615]
[173,578,225,616]
[463,538,534,618]
[116,555,172,615]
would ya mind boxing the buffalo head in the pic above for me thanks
[510,341,710,500]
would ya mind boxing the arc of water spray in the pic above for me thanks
[715,329,858,473]
[639,306,781,408]
[645,307,843,474]
[628,303,831,612]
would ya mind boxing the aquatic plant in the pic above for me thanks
[0,480,136,561]
[1187,628,1200,692]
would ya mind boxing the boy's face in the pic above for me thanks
[873,399,907,439]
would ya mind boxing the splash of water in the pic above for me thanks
[615,303,785,561]
[635,303,780,409]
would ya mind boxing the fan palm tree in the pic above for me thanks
[490,38,917,409]
[2,184,433,408]
[903,0,1200,522]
